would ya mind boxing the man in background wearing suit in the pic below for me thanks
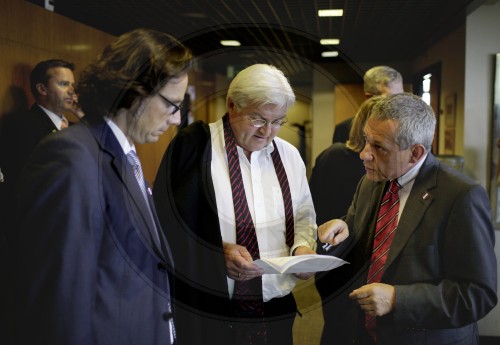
[0,59,78,230]
[12,28,192,345]
[332,65,404,143]
[319,93,497,344]
[0,59,78,343]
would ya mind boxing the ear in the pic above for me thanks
[409,144,426,163]
[227,98,236,112]
[36,83,47,96]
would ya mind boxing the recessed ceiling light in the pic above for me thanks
[183,12,207,19]
[220,40,241,46]
[322,51,339,58]
[318,9,343,17]
[320,38,340,45]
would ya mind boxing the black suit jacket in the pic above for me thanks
[309,142,366,315]
[0,104,58,231]
[320,154,497,345]
[13,115,175,345]
[309,142,365,225]
[154,121,235,345]
[0,104,60,344]
[332,117,353,143]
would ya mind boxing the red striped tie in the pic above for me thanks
[223,114,294,345]
[270,141,294,249]
[365,179,401,342]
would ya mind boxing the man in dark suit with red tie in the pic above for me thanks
[11,29,192,345]
[318,93,497,344]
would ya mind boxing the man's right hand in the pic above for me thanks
[318,219,349,246]
[223,242,264,281]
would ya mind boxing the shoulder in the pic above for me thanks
[32,122,98,168]
[314,143,356,164]
[175,120,210,143]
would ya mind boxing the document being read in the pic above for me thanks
[253,254,348,274]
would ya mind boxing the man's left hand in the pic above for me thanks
[293,246,316,280]
[348,283,395,316]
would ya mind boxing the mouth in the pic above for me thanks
[253,134,267,141]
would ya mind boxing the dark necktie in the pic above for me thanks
[365,179,401,342]
[223,114,294,345]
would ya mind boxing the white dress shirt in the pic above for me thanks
[396,153,428,221]
[210,118,317,302]
[39,105,68,130]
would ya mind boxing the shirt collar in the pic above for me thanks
[38,104,66,129]
[396,153,428,187]
[104,117,136,154]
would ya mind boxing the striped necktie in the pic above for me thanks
[126,150,162,247]
[365,179,401,342]
[223,114,294,345]
[127,150,149,202]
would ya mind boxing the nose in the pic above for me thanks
[258,123,273,136]
[168,111,181,126]
[359,143,373,162]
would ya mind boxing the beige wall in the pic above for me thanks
[464,0,500,336]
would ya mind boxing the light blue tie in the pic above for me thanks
[126,150,175,342]
[126,150,148,202]
[126,150,162,244]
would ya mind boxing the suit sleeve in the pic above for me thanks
[15,134,100,344]
[393,184,497,328]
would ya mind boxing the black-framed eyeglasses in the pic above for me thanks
[246,116,287,129]
[158,93,184,115]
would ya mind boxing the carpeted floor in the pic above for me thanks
[292,277,323,345]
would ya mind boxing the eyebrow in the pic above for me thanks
[248,113,286,120]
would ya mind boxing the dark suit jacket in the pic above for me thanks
[320,154,497,345]
[309,143,365,313]
[0,104,58,231]
[332,117,353,143]
[309,142,365,225]
[13,115,175,345]
[154,121,235,345]
[0,104,60,344]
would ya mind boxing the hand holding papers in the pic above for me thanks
[254,254,348,274]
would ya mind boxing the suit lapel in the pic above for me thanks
[31,104,59,133]
[385,155,438,269]
[86,116,166,260]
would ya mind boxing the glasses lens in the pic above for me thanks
[248,117,266,127]
[271,119,286,128]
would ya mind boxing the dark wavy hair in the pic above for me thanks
[77,28,192,118]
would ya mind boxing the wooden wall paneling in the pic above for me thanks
[0,0,115,118]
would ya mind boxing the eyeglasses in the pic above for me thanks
[158,93,184,115]
[246,116,287,129]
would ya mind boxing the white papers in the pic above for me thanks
[254,254,348,274]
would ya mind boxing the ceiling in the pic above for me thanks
[29,0,483,85]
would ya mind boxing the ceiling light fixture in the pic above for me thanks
[318,9,343,17]
[320,38,340,45]
[322,51,339,58]
[220,40,241,46]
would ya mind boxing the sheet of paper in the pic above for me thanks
[254,254,348,274]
